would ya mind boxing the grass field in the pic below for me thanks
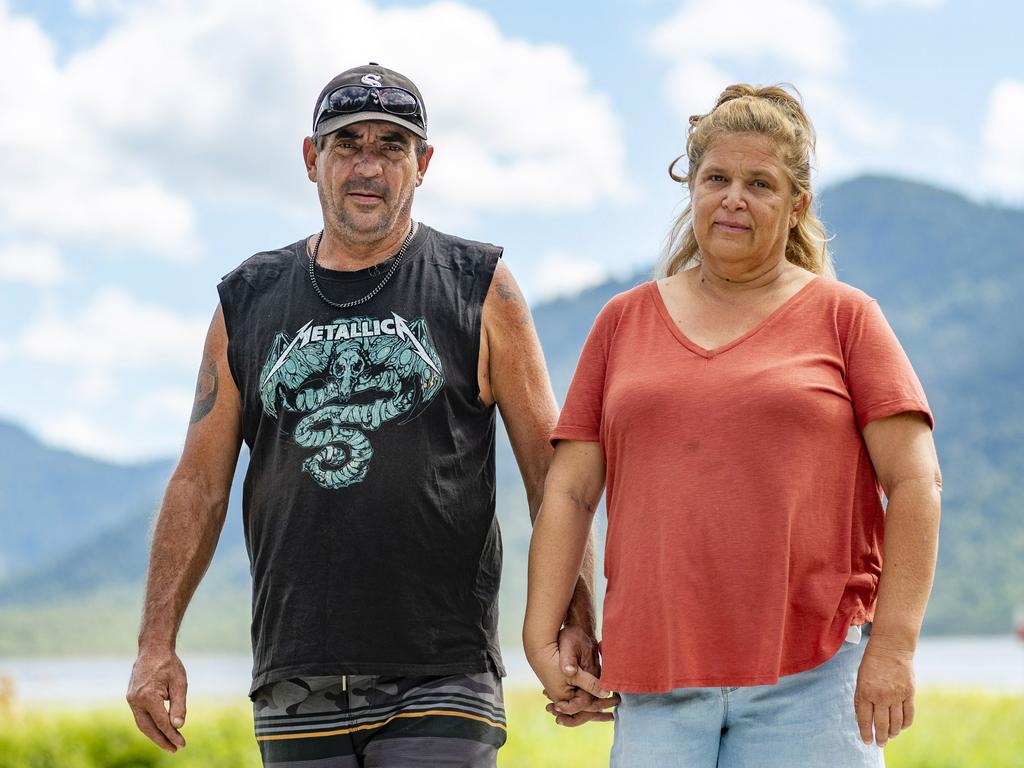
[0,688,1020,767]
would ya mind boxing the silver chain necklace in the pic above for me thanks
[307,221,415,309]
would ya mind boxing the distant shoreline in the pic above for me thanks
[2,636,1022,704]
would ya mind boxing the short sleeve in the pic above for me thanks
[551,299,620,445]
[844,299,934,431]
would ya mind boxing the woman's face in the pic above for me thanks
[690,132,806,271]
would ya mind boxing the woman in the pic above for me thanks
[523,84,941,767]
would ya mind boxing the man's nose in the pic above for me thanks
[353,148,384,176]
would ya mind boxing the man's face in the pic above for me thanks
[304,121,432,242]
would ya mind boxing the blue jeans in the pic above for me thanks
[610,626,884,767]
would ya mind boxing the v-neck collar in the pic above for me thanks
[648,276,821,359]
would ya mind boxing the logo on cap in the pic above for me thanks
[360,73,383,87]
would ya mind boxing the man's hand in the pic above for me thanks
[127,649,188,752]
[854,640,916,748]
[542,625,619,727]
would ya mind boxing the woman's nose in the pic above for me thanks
[721,181,747,210]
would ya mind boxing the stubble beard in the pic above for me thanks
[321,182,415,246]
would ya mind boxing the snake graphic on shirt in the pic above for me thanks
[258,313,444,490]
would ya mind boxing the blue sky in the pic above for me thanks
[1,0,1021,461]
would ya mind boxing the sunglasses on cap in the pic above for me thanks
[314,85,423,130]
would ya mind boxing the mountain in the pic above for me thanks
[0,422,172,580]
[820,176,1024,634]
[0,427,250,654]
[0,174,1021,655]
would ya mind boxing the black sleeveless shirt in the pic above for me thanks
[217,225,503,695]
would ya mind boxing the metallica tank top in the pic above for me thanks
[216,224,503,695]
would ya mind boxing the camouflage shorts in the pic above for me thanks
[252,671,506,767]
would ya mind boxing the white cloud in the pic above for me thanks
[0,5,200,260]
[652,0,845,71]
[982,80,1024,201]
[0,0,631,245]
[0,242,69,284]
[72,368,117,403]
[134,387,194,421]
[0,0,631,270]
[650,0,846,122]
[35,397,188,463]
[10,288,207,461]
[70,0,135,14]
[645,0,958,191]
[17,287,209,370]
[860,0,943,8]
[37,412,126,461]
[531,249,609,302]
[36,398,191,463]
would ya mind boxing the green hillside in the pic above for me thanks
[0,174,1021,655]
[0,422,171,580]
[821,176,1024,633]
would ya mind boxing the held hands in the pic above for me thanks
[527,624,620,728]
[126,648,188,753]
[854,640,916,748]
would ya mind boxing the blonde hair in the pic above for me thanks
[657,83,834,279]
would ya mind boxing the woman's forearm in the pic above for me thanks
[869,477,942,651]
[523,490,596,655]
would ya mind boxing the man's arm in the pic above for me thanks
[126,305,242,753]
[478,260,597,631]
[855,412,941,747]
[479,260,608,726]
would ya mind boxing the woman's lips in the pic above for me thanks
[714,221,750,233]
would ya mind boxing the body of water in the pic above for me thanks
[1,637,1022,705]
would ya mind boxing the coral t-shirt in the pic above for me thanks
[552,277,933,693]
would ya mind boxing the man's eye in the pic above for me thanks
[384,144,404,153]
[752,179,769,189]
[708,174,726,182]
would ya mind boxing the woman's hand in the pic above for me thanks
[854,640,916,747]
[525,639,577,710]
[542,624,619,727]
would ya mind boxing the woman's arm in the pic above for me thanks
[855,411,942,747]
[523,440,610,709]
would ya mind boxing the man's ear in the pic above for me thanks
[416,145,434,187]
[303,136,319,183]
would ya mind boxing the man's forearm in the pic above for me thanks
[137,472,229,650]
[564,531,597,633]
[869,478,941,651]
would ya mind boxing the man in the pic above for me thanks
[126,63,602,766]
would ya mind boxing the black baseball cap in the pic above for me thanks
[312,62,428,141]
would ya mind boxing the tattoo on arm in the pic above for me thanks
[494,278,530,326]
[189,355,219,424]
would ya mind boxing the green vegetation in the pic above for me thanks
[0,582,252,657]
[0,689,1019,767]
